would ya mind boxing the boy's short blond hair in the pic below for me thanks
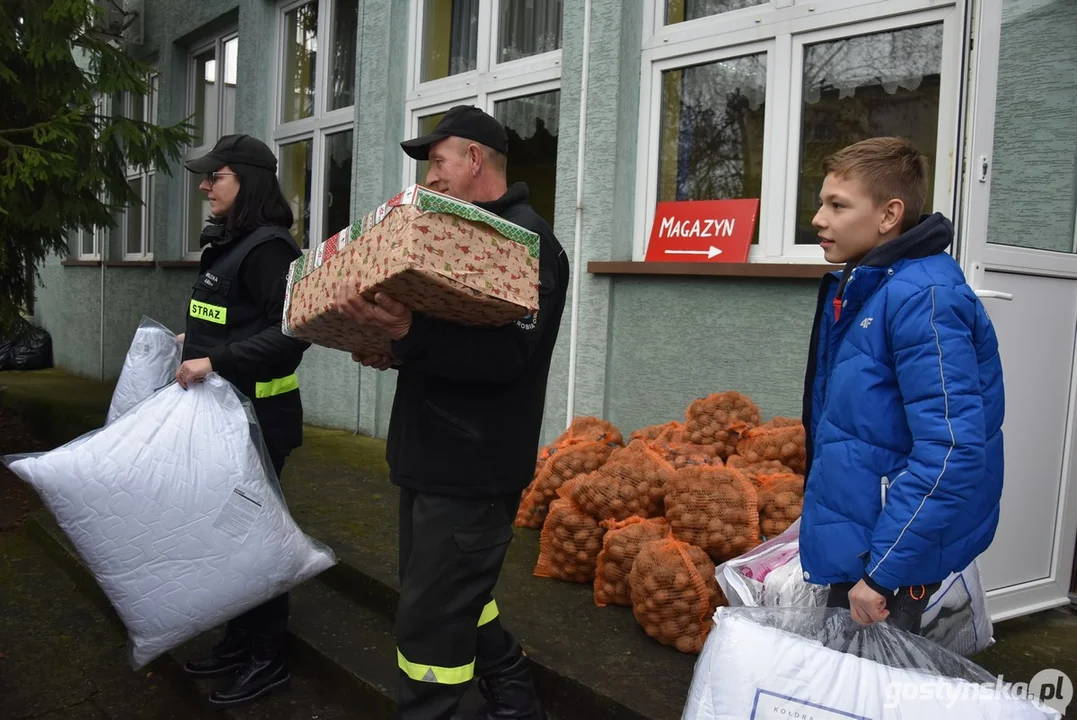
[822,137,930,231]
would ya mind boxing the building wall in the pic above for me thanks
[605,277,819,435]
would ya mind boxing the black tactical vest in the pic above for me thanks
[183,224,301,406]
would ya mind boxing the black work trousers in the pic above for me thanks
[226,448,290,654]
[396,487,522,720]
[827,580,942,635]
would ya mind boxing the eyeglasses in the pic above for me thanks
[204,172,238,184]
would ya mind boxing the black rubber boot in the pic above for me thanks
[183,629,250,678]
[473,650,546,720]
[207,650,290,707]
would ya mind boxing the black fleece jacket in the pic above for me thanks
[385,183,570,497]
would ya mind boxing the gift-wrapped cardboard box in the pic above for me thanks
[282,185,540,357]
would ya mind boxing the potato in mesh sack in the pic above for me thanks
[734,417,807,474]
[594,516,670,607]
[665,466,761,564]
[629,536,726,654]
[652,437,723,470]
[559,440,674,521]
[629,421,682,444]
[725,456,795,486]
[756,472,805,539]
[515,476,547,529]
[683,391,762,459]
[533,498,606,583]
[559,416,625,447]
[533,440,616,505]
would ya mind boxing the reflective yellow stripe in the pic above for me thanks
[397,649,474,685]
[478,600,499,627]
[255,374,298,398]
[189,299,227,325]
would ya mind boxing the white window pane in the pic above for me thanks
[665,0,767,25]
[146,174,155,255]
[794,23,943,245]
[328,0,358,110]
[422,0,478,82]
[280,139,313,247]
[188,174,212,254]
[498,0,562,64]
[81,229,95,257]
[494,90,560,225]
[658,53,767,243]
[986,0,1077,253]
[129,90,144,124]
[281,3,318,123]
[127,177,144,256]
[414,112,446,184]
[323,130,354,237]
[223,37,238,135]
[192,49,217,145]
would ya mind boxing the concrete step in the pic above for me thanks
[25,509,366,720]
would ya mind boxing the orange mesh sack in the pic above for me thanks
[559,440,675,521]
[559,416,625,447]
[628,536,726,654]
[725,456,795,486]
[734,417,807,474]
[533,498,606,583]
[630,421,682,444]
[530,440,615,512]
[682,391,762,459]
[756,472,806,539]
[515,476,546,529]
[593,516,670,607]
[665,466,761,564]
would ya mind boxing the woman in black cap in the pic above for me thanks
[174,133,310,707]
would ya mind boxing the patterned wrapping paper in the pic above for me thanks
[282,185,541,357]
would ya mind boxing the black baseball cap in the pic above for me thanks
[184,134,278,173]
[400,105,509,161]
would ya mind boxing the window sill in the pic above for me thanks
[587,261,835,279]
[156,261,201,269]
[62,259,101,267]
[104,260,156,268]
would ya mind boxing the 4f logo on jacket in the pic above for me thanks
[860,317,874,329]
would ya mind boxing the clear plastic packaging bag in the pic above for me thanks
[3,374,336,669]
[682,607,1059,719]
[716,519,993,655]
[106,316,182,424]
[716,518,829,608]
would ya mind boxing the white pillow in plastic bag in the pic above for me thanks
[106,316,182,424]
[682,607,1059,720]
[716,520,993,655]
[3,374,336,669]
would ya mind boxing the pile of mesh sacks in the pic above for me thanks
[519,392,809,654]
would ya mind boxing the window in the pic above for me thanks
[635,0,962,262]
[407,1,564,226]
[273,0,358,249]
[122,76,158,259]
[185,32,238,256]
[76,95,108,261]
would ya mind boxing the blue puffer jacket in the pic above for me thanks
[800,213,1005,592]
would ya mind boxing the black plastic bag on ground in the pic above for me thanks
[0,318,53,371]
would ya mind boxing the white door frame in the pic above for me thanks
[959,0,1077,621]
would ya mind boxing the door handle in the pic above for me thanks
[974,289,1014,301]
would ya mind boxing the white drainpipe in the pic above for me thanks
[564,0,593,428]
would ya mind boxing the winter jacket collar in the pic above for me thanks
[472,182,530,215]
[836,212,954,299]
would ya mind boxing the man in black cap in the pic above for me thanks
[335,105,569,720]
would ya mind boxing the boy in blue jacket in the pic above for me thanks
[800,137,1005,634]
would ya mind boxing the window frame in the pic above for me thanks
[634,0,963,262]
[77,95,109,261]
[404,1,563,189]
[122,75,158,260]
[271,0,359,249]
[183,29,239,259]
